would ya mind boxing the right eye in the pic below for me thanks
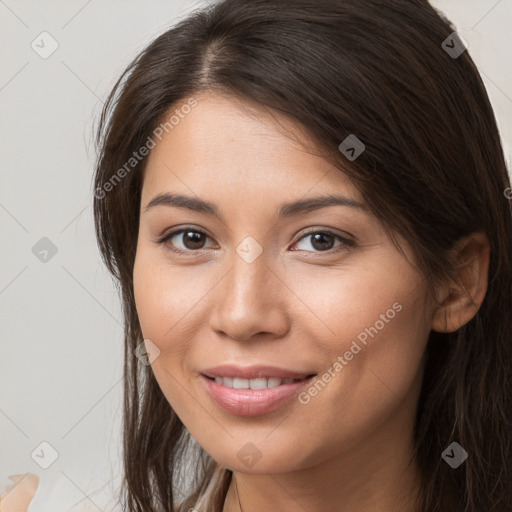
[157,227,217,255]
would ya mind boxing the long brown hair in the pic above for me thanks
[93,1,512,510]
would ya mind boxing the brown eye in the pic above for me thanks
[180,230,207,250]
[309,232,336,251]
[159,228,215,254]
[292,230,354,253]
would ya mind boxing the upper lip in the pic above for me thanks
[201,364,316,380]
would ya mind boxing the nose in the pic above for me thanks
[209,246,290,342]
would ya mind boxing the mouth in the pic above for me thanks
[200,371,317,416]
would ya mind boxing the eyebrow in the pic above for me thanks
[144,192,367,221]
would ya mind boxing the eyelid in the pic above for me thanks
[294,227,355,244]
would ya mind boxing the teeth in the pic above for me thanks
[213,376,300,389]
[268,377,282,388]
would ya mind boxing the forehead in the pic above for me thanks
[141,92,362,205]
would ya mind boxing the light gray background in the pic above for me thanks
[1,0,511,507]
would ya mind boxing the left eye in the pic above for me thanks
[158,228,352,254]
[292,231,352,253]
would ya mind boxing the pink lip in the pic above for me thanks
[200,373,316,416]
[201,364,315,380]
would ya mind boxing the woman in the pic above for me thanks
[91,0,512,511]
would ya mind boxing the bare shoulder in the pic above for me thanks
[0,473,40,512]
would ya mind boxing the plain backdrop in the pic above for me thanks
[1,0,511,507]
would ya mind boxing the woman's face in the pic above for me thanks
[133,92,436,474]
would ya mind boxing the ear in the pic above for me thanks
[431,232,490,333]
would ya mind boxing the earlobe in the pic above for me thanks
[431,232,490,333]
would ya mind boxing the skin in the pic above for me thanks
[133,92,489,512]
[0,474,39,511]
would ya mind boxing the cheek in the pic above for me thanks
[133,248,217,361]
[295,266,431,445]
[287,256,430,352]
[291,257,429,384]
[132,251,209,409]
[134,249,187,337]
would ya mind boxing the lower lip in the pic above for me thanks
[200,374,315,416]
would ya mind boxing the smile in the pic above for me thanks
[200,373,316,416]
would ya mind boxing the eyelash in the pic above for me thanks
[156,227,354,256]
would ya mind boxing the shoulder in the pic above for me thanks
[0,473,40,512]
